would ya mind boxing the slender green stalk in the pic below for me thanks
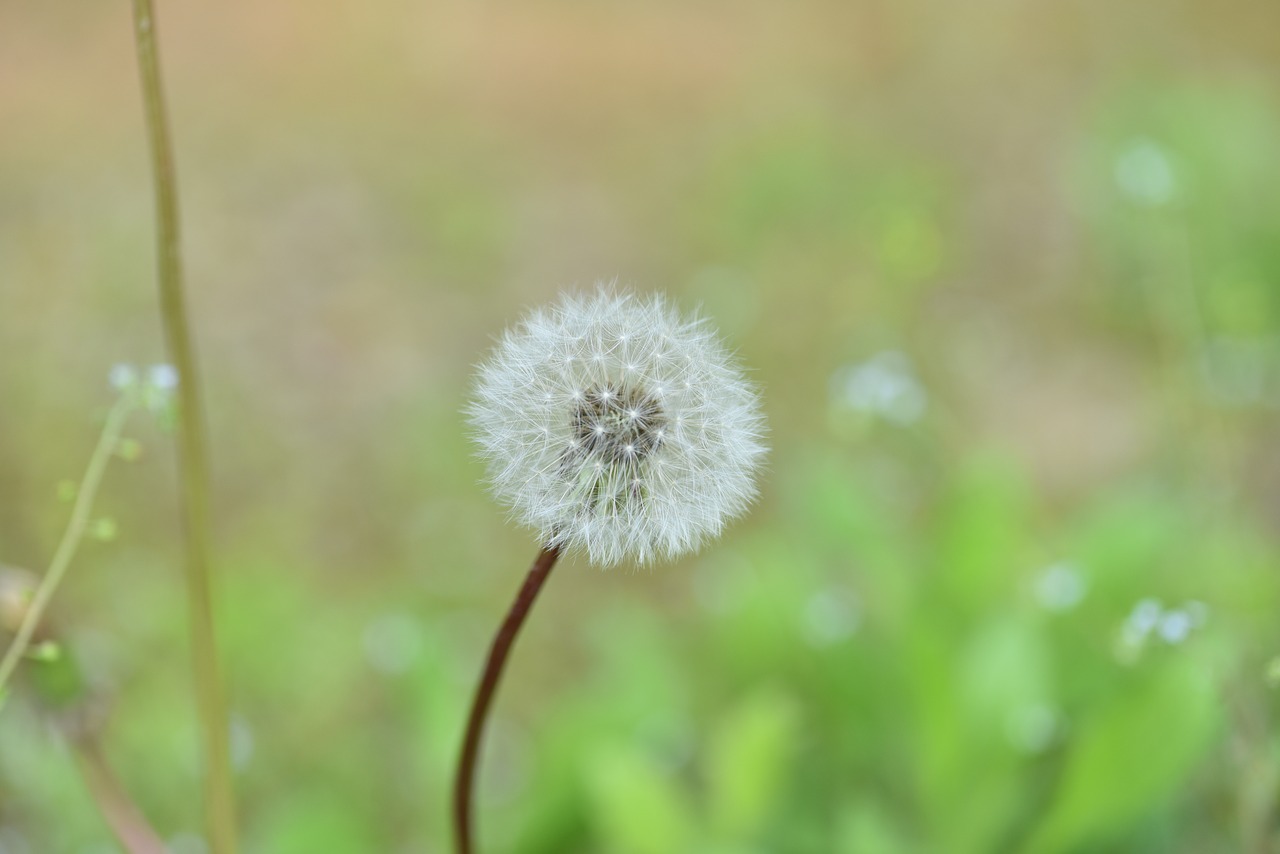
[130,2,238,851]
[0,397,133,693]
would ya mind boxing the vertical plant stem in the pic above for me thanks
[454,545,562,854]
[0,397,133,694]
[130,2,238,852]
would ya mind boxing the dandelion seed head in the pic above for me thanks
[468,288,767,565]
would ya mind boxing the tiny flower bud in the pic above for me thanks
[116,438,143,461]
[27,641,61,662]
[89,518,119,542]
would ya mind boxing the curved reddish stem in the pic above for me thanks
[453,544,562,854]
[75,735,170,854]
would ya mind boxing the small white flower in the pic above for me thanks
[1128,598,1163,634]
[469,288,767,565]
[1033,561,1087,613]
[1114,138,1177,207]
[148,363,179,390]
[1157,609,1193,645]
[829,351,927,425]
[108,363,139,391]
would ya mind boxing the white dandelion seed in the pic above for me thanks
[468,288,767,565]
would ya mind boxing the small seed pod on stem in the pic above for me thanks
[454,288,767,853]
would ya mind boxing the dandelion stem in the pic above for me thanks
[0,396,133,694]
[131,1,238,851]
[454,544,562,854]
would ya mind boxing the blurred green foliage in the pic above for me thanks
[3,0,1280,852]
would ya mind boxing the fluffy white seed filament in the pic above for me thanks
[469,289,767,565]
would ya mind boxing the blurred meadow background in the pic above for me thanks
[2,0,1280,852]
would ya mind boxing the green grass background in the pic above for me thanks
[2,0,1279,851]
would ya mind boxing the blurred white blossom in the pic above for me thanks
[108,363,139,391]
[1114,138,1177,206]
[1034,561,1088,612]
[1157,609,1193,644]
[148,363,179,390]
[829,351,927,426]
[1116,597,1208,662]
[802,588,861,647]
[108,361,179,412]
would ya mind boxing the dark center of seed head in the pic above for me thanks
[571,384,666,466]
